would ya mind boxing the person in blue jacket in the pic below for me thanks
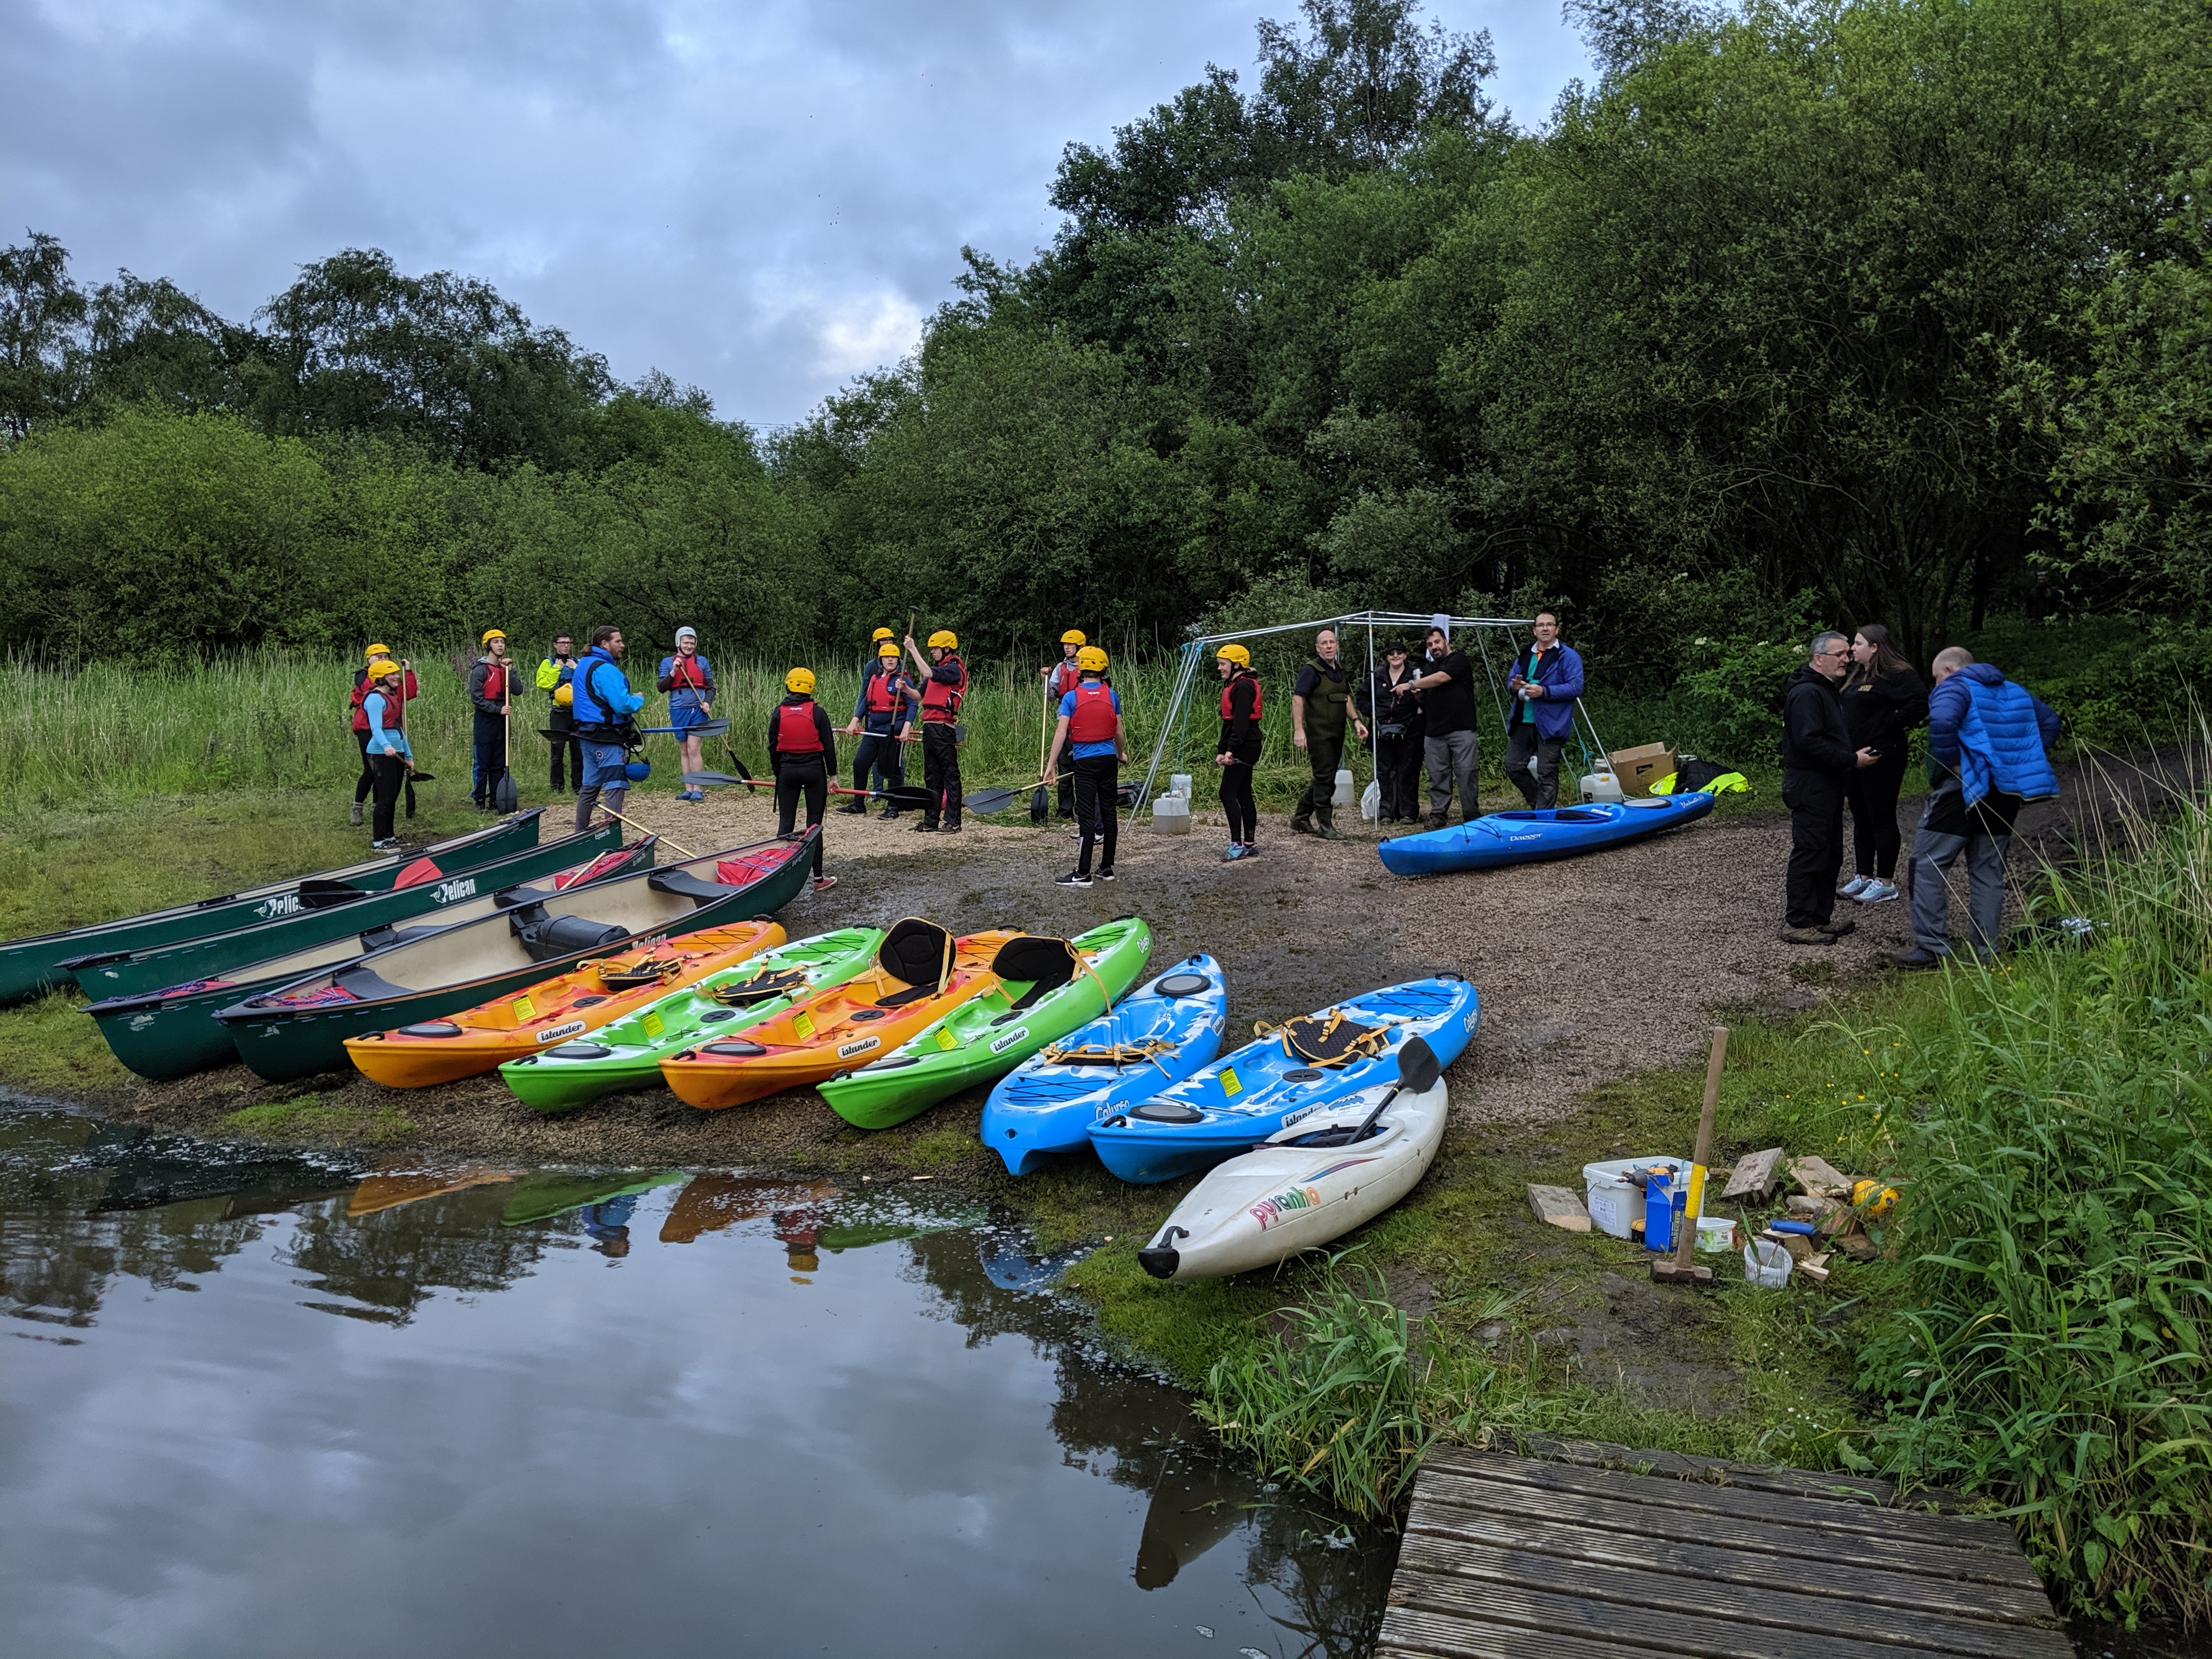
[569,625,647,834]
[359,658,414,851]
[657,626,715,803]
[1503,611,1585,809]
[1897,647,2059,968]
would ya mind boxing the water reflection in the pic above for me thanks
[2,1105,1395,1658]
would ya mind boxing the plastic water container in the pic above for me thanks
[1744,1238,1793,1288]
[1581,768,1624,804]
[1333,768,1355,806]
[1152,794,1192,835]
[1168,772,1193,800]
[1581,1156,1680,1240]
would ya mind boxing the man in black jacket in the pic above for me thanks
[1780,632,1880,944]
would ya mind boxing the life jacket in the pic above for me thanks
[1067,680,1118,744]
[1302,658,1351,736]
[667,653,709,693]
[921,654,967,721]
[570,648,637,739]
[1220,672,1262,723]
[482,661,509,703]
[365,686,403,732]
[351,673,373,732]
[864,668,903,715]
[775,700,824,756]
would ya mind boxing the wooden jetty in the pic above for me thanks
[1379,1445,2070,1659]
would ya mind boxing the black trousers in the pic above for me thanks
[1219,740,1260,843]
[1057,769,1076,818]
[1782,769,1847,928]
[853,730,905,811]
[1846,749,1909,878]
[354,729,376,803]
[1375,734,1421,819]
[1293,730,1342,825]
[1073,754,1119,875]
[472,710,507,805]
[548,711,582,793]
[922,722,961,827]
[369,754,406,842]
[776,758,827,876]
[1504,723,1567,810]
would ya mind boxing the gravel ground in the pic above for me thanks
[108,748,2176,1163]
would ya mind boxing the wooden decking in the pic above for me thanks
[1379,1447,2069,1659]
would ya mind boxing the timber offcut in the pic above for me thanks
[1379,1446,2069,1659]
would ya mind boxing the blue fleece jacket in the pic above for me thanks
[1508,642,1585,740]
[1928,663,2059,808]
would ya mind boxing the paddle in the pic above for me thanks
[593,806,693,860]
[493,689,519,813]
[395,657,417,820]
[963,786,1021,815]
[1289,1036,1443,1148]
[1032,680,1052,825]
[640,718,731,738]
[693,759,932,812]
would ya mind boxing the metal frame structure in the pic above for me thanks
[1133,610,1614,812]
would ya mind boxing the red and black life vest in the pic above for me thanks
[1220,672,1262,722]
[669,654,708,692]
[775,701,824,755]
[921,655,967,722]
[483,662,509,702]
[366,684,404,731]
[865,668,903,715]
[1067,681,1118,744]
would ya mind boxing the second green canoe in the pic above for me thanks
[819,916,1153,1131]
[497,927,887,1114]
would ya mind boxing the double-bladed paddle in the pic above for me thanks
[691,755,933,811]
[1285,1036,1443,1148]
[640,717,731,738]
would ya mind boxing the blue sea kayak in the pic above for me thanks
[981,954,1228,1176]
[1377,794,1715,877]
[1087,975,1479,1185]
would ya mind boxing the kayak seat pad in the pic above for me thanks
[714,966,811,1007]
[649,868,730,907]
[990,936,1079,1011]
[876,918,954,1001]
[1267,1010,1391,1068]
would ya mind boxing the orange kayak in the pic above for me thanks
[659,919,1018,1110]
[345,920,784,1087]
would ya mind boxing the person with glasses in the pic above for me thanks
[1779,630,1881,944]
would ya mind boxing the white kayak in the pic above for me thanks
[1135,1069,1448,1282]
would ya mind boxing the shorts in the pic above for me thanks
[669,701,711,732]
[582,741,630,789]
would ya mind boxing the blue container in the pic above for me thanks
[1645,1176,1687,1252]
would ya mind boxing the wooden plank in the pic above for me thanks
[1528,1183,1592,1231]
[1389,1572,2073,1659]
[1378,1605,1647,1659]
[1722,1146,1785,1200]
[1515,1434,1905,1506]
[1401,1500,2058,1623]
[1790,1153,1855,1198]
[1424,1449,2022,1553]
[1415,1471,2041,1589]
[1395,1531,2064,1652]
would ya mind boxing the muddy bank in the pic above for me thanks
[86,746,2176,1166]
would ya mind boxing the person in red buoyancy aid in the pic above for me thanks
[1214,644,1263,862]
[842,638,917,819]
[1042,647,1126,886]
[349,643,417,825]
[768,668,839,890]
[904,628,967,832]
[360,659,415,848]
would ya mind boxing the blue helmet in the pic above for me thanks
[623,759,652,784]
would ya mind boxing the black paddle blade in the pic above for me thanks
[1030,785,1048,825]
[880,785,934,809]
[963,787,1019,815]
[724,748,756,783]
[404,771,436,783]
[493,773,519,812]
[1396,1035,1443,1094]
[535,729,566,742]
[682,770,746,788]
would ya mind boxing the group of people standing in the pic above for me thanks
[1780,625,2059,964]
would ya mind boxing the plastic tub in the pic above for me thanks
[1695,1215,1736,1254]
[1581,1156,1680,1242]
[1744,1239,1793,1288]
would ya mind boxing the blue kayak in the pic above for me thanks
[1087,975,1479,1186]
[1377,794,1715,876]
[981,955,1228,1176]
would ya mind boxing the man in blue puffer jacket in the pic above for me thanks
[1898,648,2059,967]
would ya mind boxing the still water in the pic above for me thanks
[0,1106,1393,1658]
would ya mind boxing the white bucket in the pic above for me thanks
[1333,768,1355,807]
[1743,1239,1793,1288]
[1582,1156,1680,1242]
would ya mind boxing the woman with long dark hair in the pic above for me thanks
[1838,623,1927,906]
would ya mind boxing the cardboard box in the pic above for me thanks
[1609,742,1677,797]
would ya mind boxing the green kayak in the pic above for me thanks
[498,927,887,1114]
[81,830,646,1082]
[0,810,543,1007]
[819,916,1153,1131]
[499,1168,685,1226]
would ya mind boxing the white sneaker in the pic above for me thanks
[1857,878,1899,906]
[1837,874,1872,900]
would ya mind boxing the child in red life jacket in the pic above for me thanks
[1043,646,1127,887]
[769,668,840,891]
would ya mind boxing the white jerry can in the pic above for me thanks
[1152,794,1192,834]
[1332,768,1355,807]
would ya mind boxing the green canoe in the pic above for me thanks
[819,916,1153,1131]
[498,926,887,1114]
[0,810,544,1007]
[218,829,818,1083]
[81,828,647,1082]
[499,1168,685,1226]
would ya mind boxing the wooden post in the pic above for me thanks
[1653,1025,1728,1286]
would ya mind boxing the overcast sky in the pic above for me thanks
[2,0,1593,431]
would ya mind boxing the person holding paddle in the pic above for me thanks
[769,668,839,893]
[467,629,514,811]
[1043,646,1126,887]
[1043,629,1086,822]
[905,627,967,833]
[571,625,646,833]
[842,641,917,819]
[348,644,416,826]
[658,626,715,803]
[360,659,415,850]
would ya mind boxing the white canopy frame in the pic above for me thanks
[1133,611,1615,812]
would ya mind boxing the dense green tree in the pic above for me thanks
[0,232,87,440]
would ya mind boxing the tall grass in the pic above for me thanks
[1831,768,2212,1628]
